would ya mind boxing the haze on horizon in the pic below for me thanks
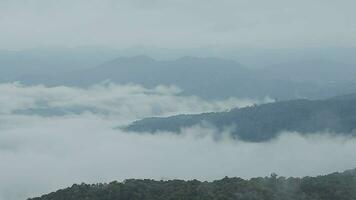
[0,0,355,50]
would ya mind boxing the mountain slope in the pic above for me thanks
[28,168,356,200]
[124,94,356,142]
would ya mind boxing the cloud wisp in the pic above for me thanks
[0,82,262,120]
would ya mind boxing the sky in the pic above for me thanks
[0,0,355,50]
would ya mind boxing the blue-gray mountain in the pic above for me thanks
[40,56,356,100]
[124,93,356,142]
[2,48,356,100]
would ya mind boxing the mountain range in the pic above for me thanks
[1,48,356,100]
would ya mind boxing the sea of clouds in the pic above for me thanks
[1,83,356,200]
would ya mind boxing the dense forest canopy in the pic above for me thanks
[29,168,356,200]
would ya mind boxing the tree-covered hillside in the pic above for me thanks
[125,94,356,142]
[28,169,356,200]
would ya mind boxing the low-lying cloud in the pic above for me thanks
[0,82,262,120]
[0,83,355,200]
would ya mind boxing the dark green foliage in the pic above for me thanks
[125,95,356,142]
[28,169,356,200]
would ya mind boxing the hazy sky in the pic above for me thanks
[0,0,355,50]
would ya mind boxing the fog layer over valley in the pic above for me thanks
[1,83,356,200]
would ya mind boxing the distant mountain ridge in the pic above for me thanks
[1,49,356,99]
[124,93,356,142]
[33,55,356,100]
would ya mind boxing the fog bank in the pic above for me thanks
[0,83,355,200]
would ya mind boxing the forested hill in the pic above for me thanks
[124,94,356,142]
[28,168,356,200]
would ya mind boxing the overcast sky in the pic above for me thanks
[0,0,355,50]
